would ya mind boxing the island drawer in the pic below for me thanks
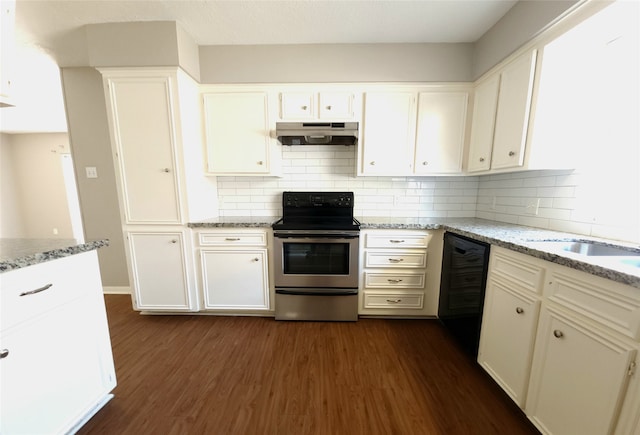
[363,272,425,289]
[365,252,427,268]
[197,231,267,246]
[365,233,431,249]
[363,292,424,309]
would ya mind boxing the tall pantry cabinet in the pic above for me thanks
[100,67,218,311]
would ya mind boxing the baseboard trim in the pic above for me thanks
[103,286,131,295]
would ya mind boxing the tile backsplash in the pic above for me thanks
[216,145,478,219]
[216,147,639,244]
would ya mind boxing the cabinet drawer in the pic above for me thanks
[198,231,267,246]
[363,292,424,309]
[365,233,431,249]
[365,252,427,268]
[1,252,98,331]
[364,272,425,289]
[490,248,545,294]
[547,267,640,340]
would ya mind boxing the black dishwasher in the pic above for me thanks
[438,232,490,358]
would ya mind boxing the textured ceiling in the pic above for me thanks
[4,0,518,134]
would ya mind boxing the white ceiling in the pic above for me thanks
[2,0,518,134]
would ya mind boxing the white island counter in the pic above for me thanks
[0,238,116,434]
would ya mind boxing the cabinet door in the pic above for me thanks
[491,50,537,170]
[318,92,354,119]
[478,279,540,407]
[360,92,416,175]
[526,306,636,435]
[201,249,270,310]
[414,92,468,174]
[203,92,271,174]
[0,296,114,434]
[105,76,182,224]
[128,231,194,311]
[280,91,315,119]
[467,77,499,172]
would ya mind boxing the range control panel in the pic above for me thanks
[283,192,353,209]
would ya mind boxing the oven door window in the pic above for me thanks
[283,241,350,275]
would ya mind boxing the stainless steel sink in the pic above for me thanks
[528,240,640,258]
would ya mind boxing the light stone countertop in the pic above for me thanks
[189,216,640,288]
[0,238,109,273]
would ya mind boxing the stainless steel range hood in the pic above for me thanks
[275,122,358,146]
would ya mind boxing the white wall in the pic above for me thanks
[217,145,478,219]
[0,133,25,237]
[3,133,75,238]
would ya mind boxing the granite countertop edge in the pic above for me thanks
[190,216,640,289]
[0,239,109,273]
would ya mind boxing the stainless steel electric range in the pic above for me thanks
[272,192,360,321]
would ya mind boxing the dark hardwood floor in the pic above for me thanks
[79,295,538,434]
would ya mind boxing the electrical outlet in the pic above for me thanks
[490,196,497,210]
[525,198,541,215]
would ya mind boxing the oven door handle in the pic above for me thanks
[274,235,359,240]
[276,289,358,296]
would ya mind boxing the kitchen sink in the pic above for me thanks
[528,240,640,258]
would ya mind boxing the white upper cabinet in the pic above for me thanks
[203,91,276,175]
[359,88,469,176]
[102,72,183,224]
[279,90,356,120]
[467,50,537,174]
[360,91,417,175]
[414,92,468,174]
[0,0,15,107]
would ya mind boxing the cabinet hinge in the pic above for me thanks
[628,361,637,376]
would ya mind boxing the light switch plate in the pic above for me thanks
[85,166,98,178]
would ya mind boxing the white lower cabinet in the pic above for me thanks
[478,246,640,435]
[197,230,270,312]
[127,229,197,311]
[359,229,442,316]
[478,279,541,407]
[0,251,116,434]
[526,305,636,435]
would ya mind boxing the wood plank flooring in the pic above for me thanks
[79,295,538,434]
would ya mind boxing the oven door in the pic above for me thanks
[273,232,359,289]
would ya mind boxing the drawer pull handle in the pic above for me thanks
[389,240,405,243]
[0,349,9,359]
[388,258,404,263]
[553,330,564,339]
[386,299,402,304]
[387,279,403,283]
[19,283,53,297]
[515,307,524,314]
[225,238,241,241]
[252,258,260,262]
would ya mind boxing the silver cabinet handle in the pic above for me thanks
[301,105,308,110]
[389,240,405,243]
[370,161,376,166]
[479,157,485,162]
[387,279,403,283]
[257,161,264,165]
[422,161,428,166]
[225,237,241,241]
[19,283,53,297]
[163,168,170,173]
[1,349,9,359]
[386,299,402,304]
[509,151,516,157]
[326,105,332,110]
[553,330,564,338]
[170,239,178,244]
[388,258,404,263]
[516,307,524,314]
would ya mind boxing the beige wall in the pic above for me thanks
[0,134,25,237]
[472,0,579,79]
[199,43,473,83]
[1,133,73,238]
[61,67,129,288]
